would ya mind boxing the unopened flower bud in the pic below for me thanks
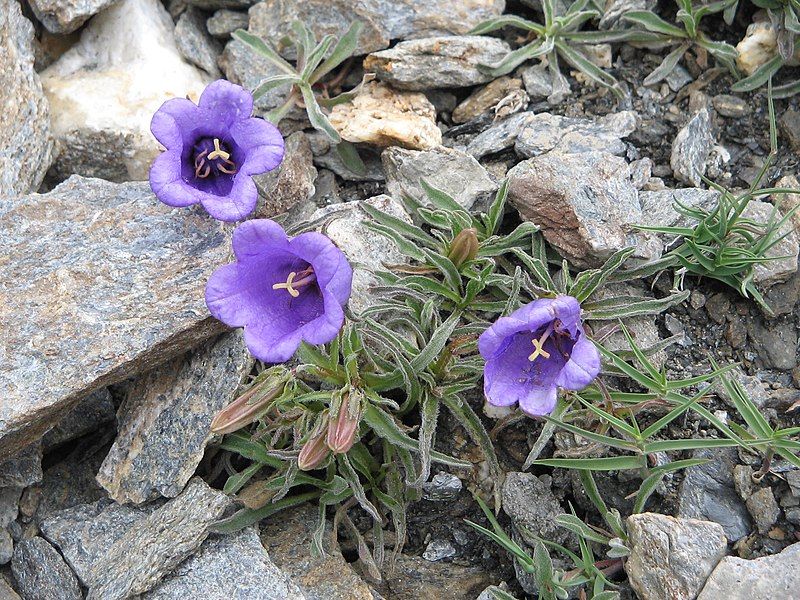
[210,366,292,435]
[298,429,330,471]
[326,390,363,454]
[447,228,479,268]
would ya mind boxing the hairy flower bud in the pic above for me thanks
[210,366,292,435]
[297,429,331,471]
[447,228,479,268]
[326,390,363,454]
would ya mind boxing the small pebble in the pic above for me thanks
[712,94,750,118]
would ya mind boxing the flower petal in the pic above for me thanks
[552,295,581,337]
[478,298,555,359]
[518,386,558,417]
[231,219,291,259]
[199,175,258,222]
[199,79,254,127]
[555,333,600,390]
[300,293,345,345]
[289,232,353,307]
[205,263,251,327]
[150,97,201,150]
[149,149,201,208]
[231,117,285,176]
[244,319,305,363]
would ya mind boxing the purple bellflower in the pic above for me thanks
[149,79,284,222]
[205,219,353,363]
[478,296,600,416]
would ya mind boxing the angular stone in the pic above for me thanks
[187,0,257,9]
[712,94,750,118]
[329,82,441,150]
[698,541,800,600]
[515,111,636,158]
[625,513,727,600]
[144,528,303,599]
[207,9,249,38]
[97,332,253,504]
[311,195,411,315]
[742,200,799,287]
[34,445,109,522]
[0,445,42,488]
[0,529,12,565]
[638,188,719,233]
[747,316,798,371]
[746,487,780,534]
[364,36,511,90]
[249,0,504,59]
[383,555,491,599]
[308,134,385,182]
[86,478,229,599]
[11,537,82,600]
[507,151,662,268]
[382,146,496,211]
[42,389,116,450]
[41,0,208,182]
[0,0,53,197]
[261,503,377,599]
[0,576,21,600]
[255,132,318,218]
[0,177,230,459]
[41,500,155,584]
[28,0,118,33]
[0,488,22,528]
[452,76,523,123]
[671,108,714,186]
[502,472,569,547]
[422,472,463,502]
[677,447,752,541]
[521,63,553,100]
[465,112,537,159]
[176,6,223,77]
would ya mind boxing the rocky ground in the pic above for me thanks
[2,0,800,598]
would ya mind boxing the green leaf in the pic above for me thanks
[556,41,619,92]
[482,38,554,78]
[211,491,320,533]
[252,74,300,100]
[220,433,283,468]
[644,42,690,86]
[582,290,690,320]
[731,54,784,92]
[360,202,438,247]
[531,455,647,470]
[232,29,296,74]
[338,454,381,522]
[223,462,263,495]
[309,21,364,83]
[335,141,367,177]
[621,11,687,37]
[298,82,341,142]
[556,514,610,544]
[469,15,544,35]
[410,312,461,371]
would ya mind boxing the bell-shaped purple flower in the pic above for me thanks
[478,296,600,416]
[149,79,284,222]
[205,219,353,363]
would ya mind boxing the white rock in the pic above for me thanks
[41,0,209,182]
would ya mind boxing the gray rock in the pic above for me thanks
[41,500,155,584]
[0,445,42,488]
[0,576,21,599]
[307,133,385,182]
[176,6,223,77]
[465,112,537,159]
[312,195,412,315]
[219,37,296,117]
[747,316,798,371]
[521,63,553,99]
[206,9,249,37]
[507,151,662,268]
[364,36,511,90]
[42,389,116,450]
[386,554,491,599]
[787,470,800,497]
[144,529,303,599]
[477,585,519,600]
[422,472,463,502]
[713,95,750,118]
[255,131,318,218]
[423,539,456,561]
[0,488,22,528]
[40,0,209,183]
[27,0,118,33]
[0,529,12,565]
[11,537,82,600]
[638,188,720,237]
[187,0,256,9]
[625,513,727,600]
[746,487,780,534]
[698,541,800,599]
[677,447,752,541]
[763,269,800,316]
[502,472,569,547]
[97,332,253,504]
[514,111,637,158]
[382,146,497,211]
[261,503,378,600]
[85,478,229,599]
[714,367,767,410]
[0,0,53,197]
[452,76,523,123]
[34,445,109,522]
[665,65,693,92]
[742,200,799,287]
[778,108,800,152]
[249,0,504,59]
[671,108,715,186]
[0,177,230,459]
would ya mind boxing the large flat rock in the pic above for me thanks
[0,176,231,459]
[0,0,53,197]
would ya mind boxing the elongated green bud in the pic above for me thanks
[210,366,292,435]
[298,428,331,471]
[447,228,479,268]
[326,389,363,454]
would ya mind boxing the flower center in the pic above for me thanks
[528,323,554,362]
[193,137,238,179]
[272,267,316,298]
